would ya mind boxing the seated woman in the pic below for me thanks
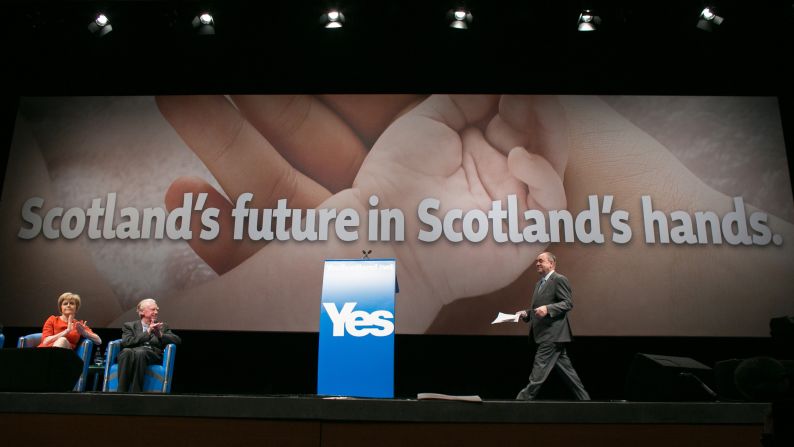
[38,292,102,349]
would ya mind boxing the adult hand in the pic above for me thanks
[149,321,164,336]
[533,306,548,318]
[157,95,420,274]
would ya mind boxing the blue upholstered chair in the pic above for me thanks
[17,332,94,392]
[0,333,5,348]
[17,333,43,349]
[102,339,177,393]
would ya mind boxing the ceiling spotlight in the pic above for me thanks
[95,14,109,27]
[577,9,601,32]
[192,12,216,35]
[321,9,345,29]
[87,13,112,37]
[697,7,724,32]
[448,7,473,29]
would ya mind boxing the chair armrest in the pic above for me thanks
[75,338,93,364]
[17,333,43,348]
[103,339,122,391]
[106,339,122,365]
[161,343,177,393]
[74,338,94,392]
[162,343,177,366]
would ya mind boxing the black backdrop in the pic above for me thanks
[0,326,788,398]
[1,0,793,399]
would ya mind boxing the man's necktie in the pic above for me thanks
[538,278,546,290]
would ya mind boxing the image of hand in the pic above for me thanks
[549,96,794,336]
[150,94,568,332]
[156,94,420,274]
[2,94,791,336]
[351,95,567,328]
[0,101,148,325]
[434,96,794,335]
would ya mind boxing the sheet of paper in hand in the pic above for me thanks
[491,312,520,324]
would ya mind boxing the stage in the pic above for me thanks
[0,392,769,446]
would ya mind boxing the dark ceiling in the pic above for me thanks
[3,0,793,95]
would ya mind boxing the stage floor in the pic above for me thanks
[0,392,769,423]
[1,393,769,446]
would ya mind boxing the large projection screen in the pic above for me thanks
[2,95,792,336]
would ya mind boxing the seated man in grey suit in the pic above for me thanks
[516,252,590,401]
[118,298,181,393]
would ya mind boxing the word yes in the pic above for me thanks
[323,302,394,337]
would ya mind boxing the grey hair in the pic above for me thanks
[136,298,158,316]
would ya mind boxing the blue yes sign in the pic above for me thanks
[318,259,397,398]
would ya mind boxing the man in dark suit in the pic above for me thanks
[118,298,181,393]
[516,252,590,400]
